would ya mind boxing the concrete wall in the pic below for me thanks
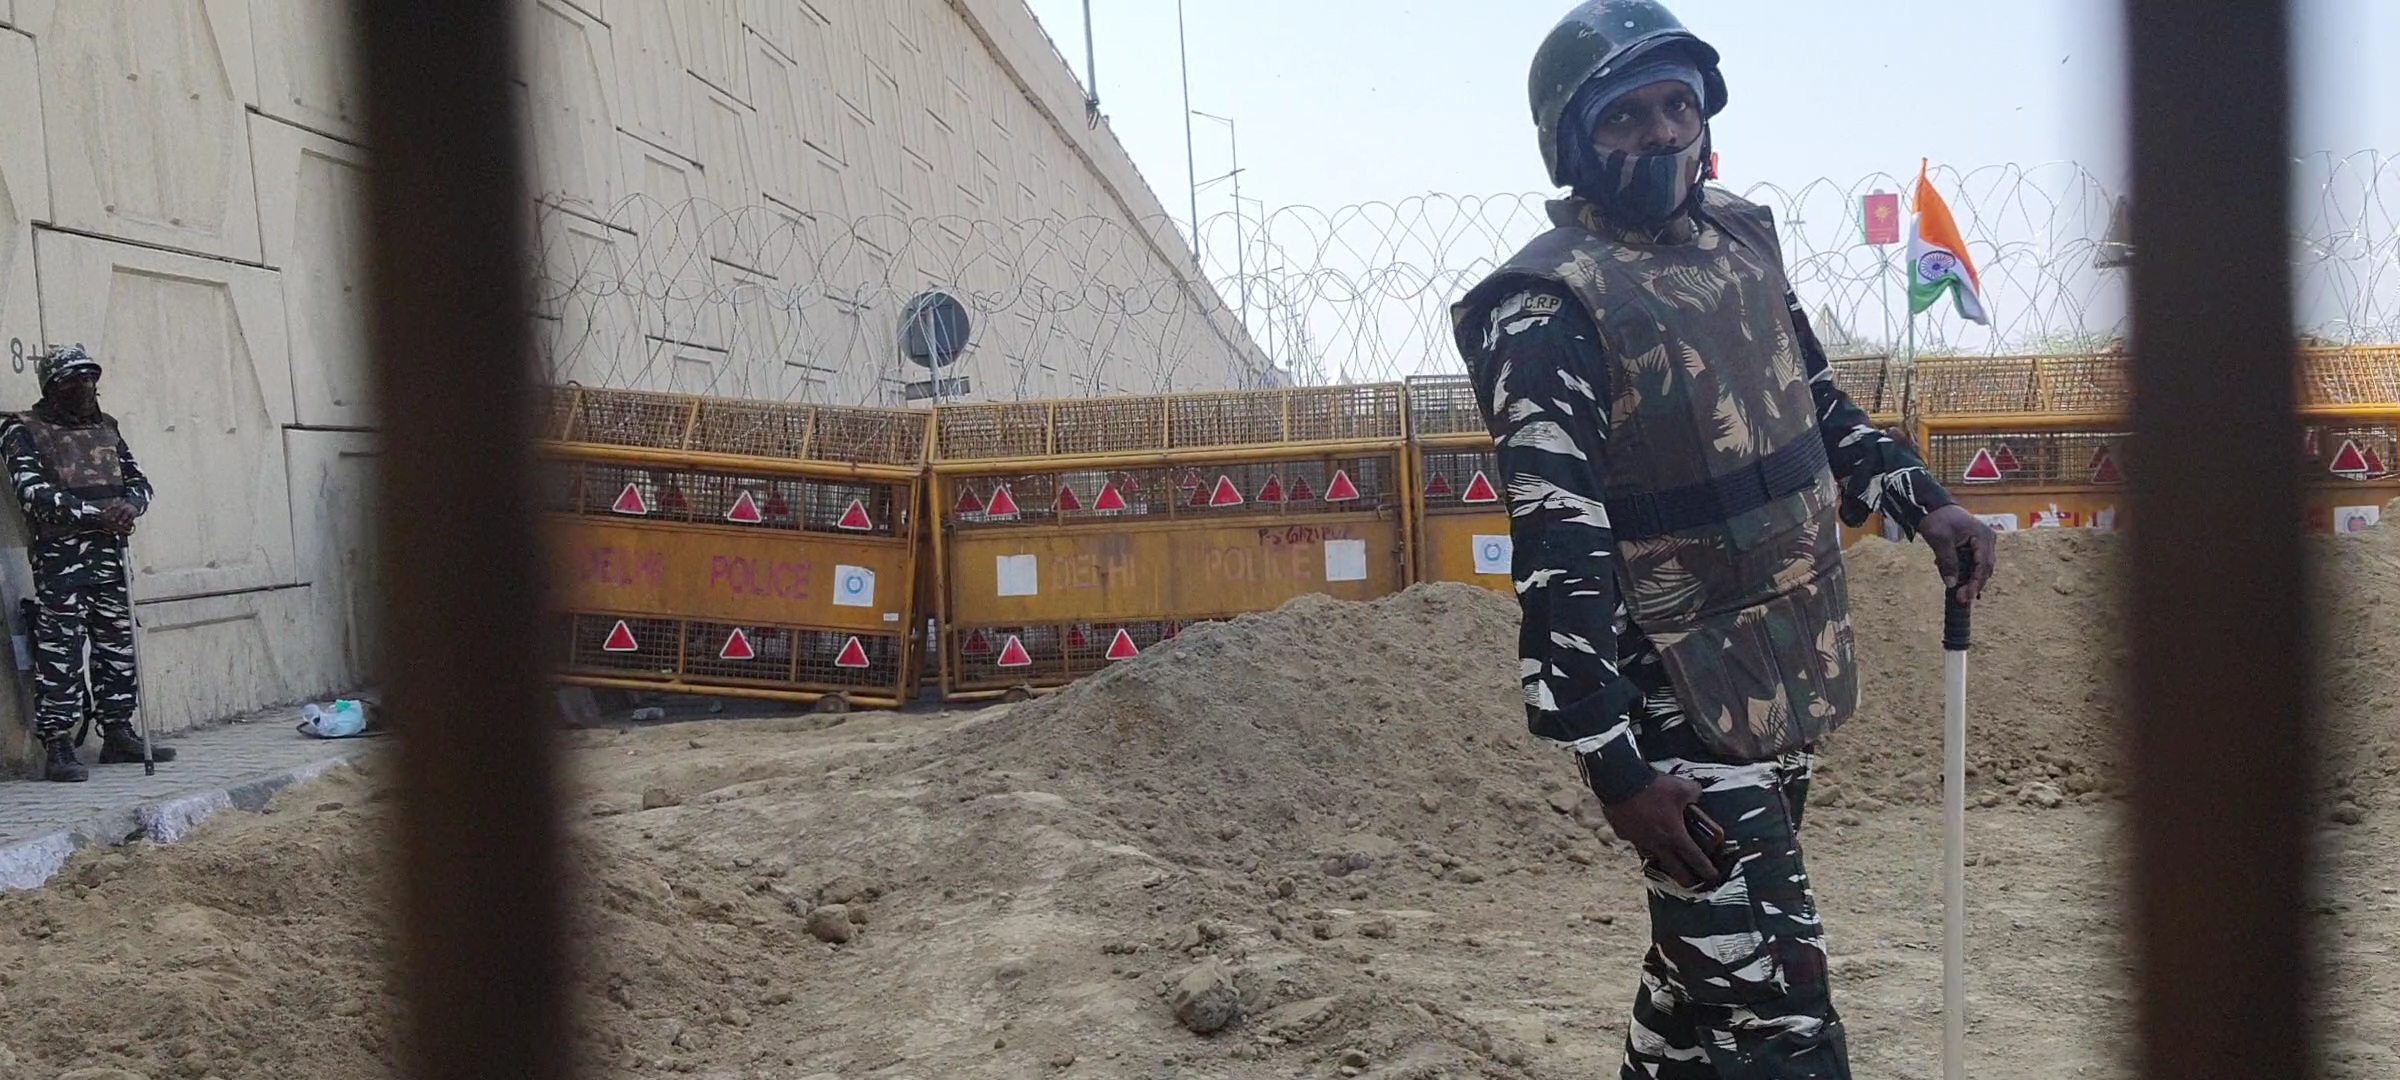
[523,0,1267,404]
[0,0,1258,768]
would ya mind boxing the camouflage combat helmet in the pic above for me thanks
[35,344,100,390]
[1530,0,1726,188]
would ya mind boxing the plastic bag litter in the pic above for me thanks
[297,698,381,739]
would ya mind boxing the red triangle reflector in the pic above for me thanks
[611,483,649,515]
[1176,469,1202,492]
[836,499,874,531]
[1187,484,1211,508]
[762,489,790,518]
[1105,628,1140,661]
[2090,446,2123,484]
[953,484,986,516]
[1054,485,1083,513]
[1208,476,1244,507]
[1065,626,1088,649]
[962,628,992,656]
[1423,473,1454,498]
[1962,449,2005,483]
[2330,440,2372,477]
[1121,474,1143,495]
[1094,483,1128,512]
[1992,445,2024,473]
[1324,470,1360,502]
[834,636,871,669]
[996,635,1033,668]
[1257,476,1287,504]
[986,485,1022,519]
[658,483,687,513]
[719,627,756,661]
[1288,476,1317,502]
[725,490,764,524]
[1461,471,1500,504]
[601,620,640,652]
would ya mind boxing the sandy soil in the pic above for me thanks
[0,526,2395,1080]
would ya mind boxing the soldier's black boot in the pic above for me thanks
[98,723,175,764]
[43,737,87,782]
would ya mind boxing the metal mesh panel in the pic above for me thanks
[949,453,1405,530]
[2299,347,2400,407]
[1925,430,2132,488]
[948,620,1182,690]
[566,389,695,449]
[564,614,681,675]
[1168,393,1287,448]
[935,402,1051,461]
[1286,384,1406,443]
[1914,358,2043,416]
[1420,449,1504,510]
[686,400,811,458]
[1827,359,1893,416]
[794,629,903,690]
[806,408,930,467]
[1051,397,1169,457]
[683,623,797,682]
[536,386,578,440]
[561,614,902,695]
[2314,423,2400,481]
[935,387,1405,462]
[560,462,906,536]
[2042,355,2133,414]
[1406,374,1485,438]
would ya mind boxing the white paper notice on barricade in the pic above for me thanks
[996,554,1039,597]
[1324,539,1368,582]
[1471,535,1512,576]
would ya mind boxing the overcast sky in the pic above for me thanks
[1025,0,2397,218]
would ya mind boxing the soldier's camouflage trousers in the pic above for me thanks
[1620,687,1850,1080]
[27,532,137,741]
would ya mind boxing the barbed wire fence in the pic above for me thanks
[532,151,2397,406]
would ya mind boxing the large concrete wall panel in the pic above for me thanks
[252,114,371,429]
[23,0,264,263]
[523,0,622,221]
[678,0,748,105]
[135,585,329,734]
[33,229,297,601]
[247,0,364,143]
[0,28,45,391]
[285,428,377,691]
[611,0,693,160]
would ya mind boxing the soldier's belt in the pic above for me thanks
[1604,436,1829,541]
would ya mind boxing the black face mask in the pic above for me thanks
[1587,128,1712,227]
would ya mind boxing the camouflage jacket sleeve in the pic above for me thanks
[1787,292,1957,538]
[0,418,103,527]
[116,436,152,514]
[1468,285,1657,806]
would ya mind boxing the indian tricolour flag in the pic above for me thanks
[1908,160,1989,326]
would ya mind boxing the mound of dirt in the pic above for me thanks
[2,522,2397,1079]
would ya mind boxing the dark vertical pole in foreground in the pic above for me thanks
[2124,3,2312,1079]
[357,4,573,1080]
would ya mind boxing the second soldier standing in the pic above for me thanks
[1,345,175,782]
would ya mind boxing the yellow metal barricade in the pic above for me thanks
[538,387,930,709]
[930,385,1412,699]
[1912,348,2400,533]
[1403,375,1515,592]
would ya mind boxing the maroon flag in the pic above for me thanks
[1863,191,1902,246]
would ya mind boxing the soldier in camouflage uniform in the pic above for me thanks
[1453,4,1997,1076]
[1,345,175,782]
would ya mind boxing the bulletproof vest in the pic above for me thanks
[15,410,132,513]
[1453,190,1857,760]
